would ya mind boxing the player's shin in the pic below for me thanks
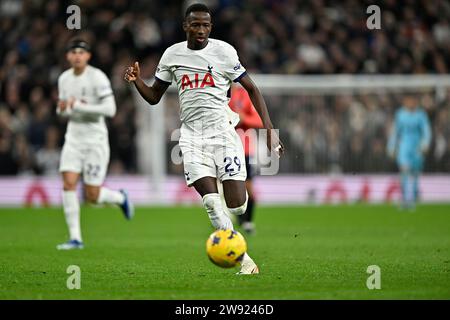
[62,191,82,241]
[412,172,419,203]
[202,193,233,230]
[400,171,410,206]
[245,197,255,222]
[401,170,416,208]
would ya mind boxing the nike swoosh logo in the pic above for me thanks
[229,172,240,177]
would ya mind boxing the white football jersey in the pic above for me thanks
[58,65,113,145]
[155,38,246,138]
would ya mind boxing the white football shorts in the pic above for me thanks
[59,141,110,186]
[179,128,247,186]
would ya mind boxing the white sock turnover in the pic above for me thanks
[97,187,125,205]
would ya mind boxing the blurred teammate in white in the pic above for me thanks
[56,38,134,250]
[124,4,284,274]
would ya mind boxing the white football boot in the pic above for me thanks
[236,254,259,275]
[56,239,84,250]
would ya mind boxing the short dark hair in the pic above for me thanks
[66,38,91,52]
[185,3,210,19]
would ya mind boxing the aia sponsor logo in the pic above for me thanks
[181,73,215,91]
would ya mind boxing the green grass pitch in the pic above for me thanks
[0,204,449,299]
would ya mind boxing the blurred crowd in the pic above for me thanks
[1,0,450,176]
[273,91,450,174]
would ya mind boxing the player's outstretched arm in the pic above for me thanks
[420,111,432,154]
[387,113,399,158]
[239,74,284,157]
[124,62,169,105]
[72,95,116,117]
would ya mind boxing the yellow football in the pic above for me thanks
[206,229,247,268]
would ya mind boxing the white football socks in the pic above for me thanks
[62,190,82,242]
[227,192,249,216]
[97,187,125,205]
[61,188,125,243]
[203,193,257,269]
[202,193,234,230]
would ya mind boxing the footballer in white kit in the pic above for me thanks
[155,37,248,186]
[124,4,284,274]
[56,39,134,250]
[58,64,112,185]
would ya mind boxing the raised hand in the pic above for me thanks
[57,100,68,111]
[267,129,285,158]
[57,97,75,112]
[124,62,140,83]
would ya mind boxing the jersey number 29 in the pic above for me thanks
[224,156,241,176]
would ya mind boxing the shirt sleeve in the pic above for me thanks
[223,45,247,82]
[95,70,113,99]
[56,75,71,117]
[73,95,116,118]
[155,49,173,84]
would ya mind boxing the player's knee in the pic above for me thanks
[84,187,100,203]
[400,165,411,173]
[63,181,77,191]
[225,190,249,215]
[227,197,248,216]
